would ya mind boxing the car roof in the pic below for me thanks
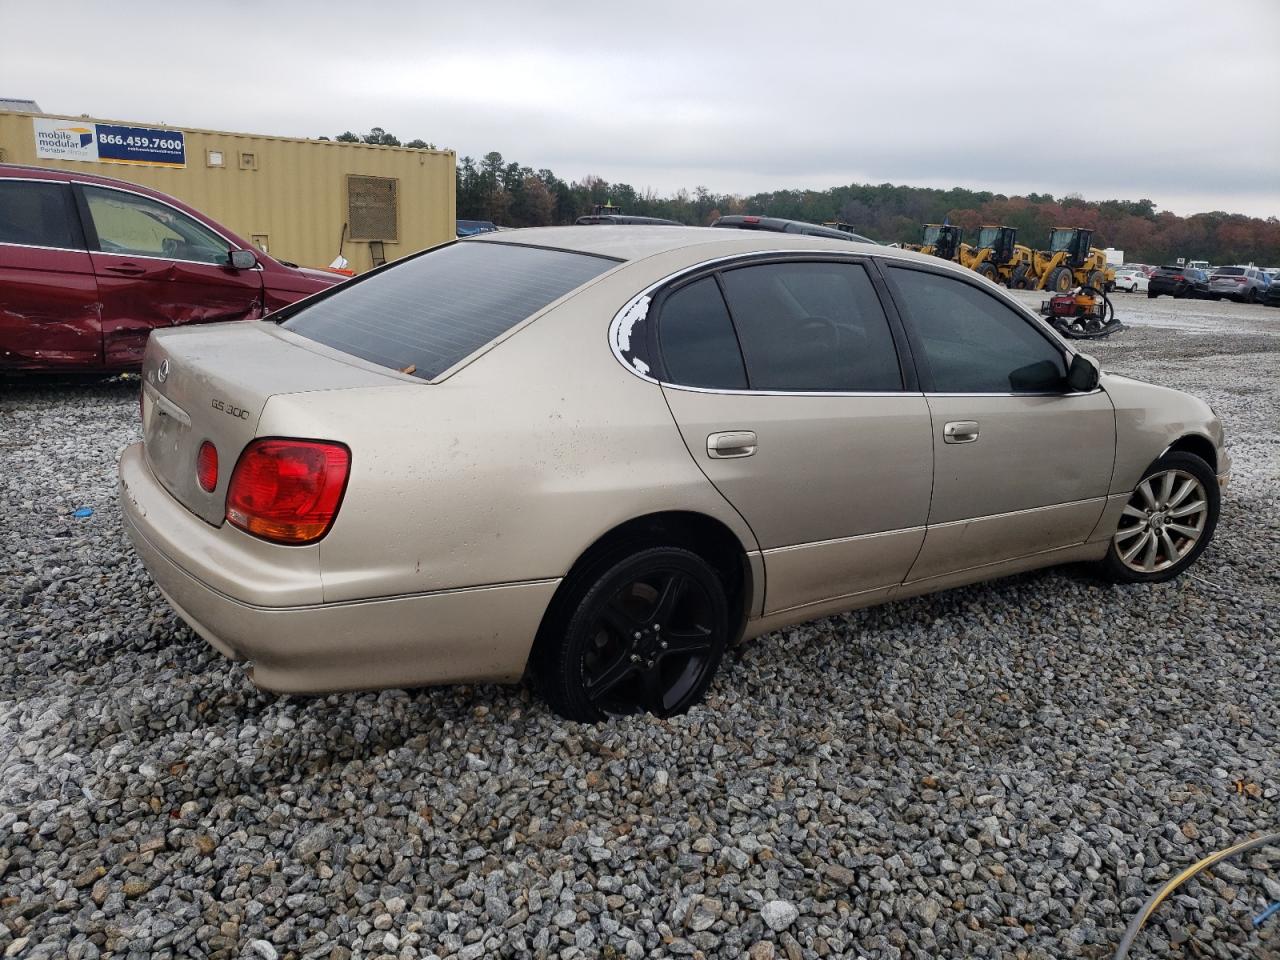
[467,224,940,269]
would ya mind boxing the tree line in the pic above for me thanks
[329,130,1280,266]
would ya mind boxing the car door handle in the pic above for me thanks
[104,263,147,276]
[707,431,757,459]
[943,420,980,444]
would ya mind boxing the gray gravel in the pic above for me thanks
[2,296,1278,960]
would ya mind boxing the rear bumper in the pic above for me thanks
[119,442,558,693]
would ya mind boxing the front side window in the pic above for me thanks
[83,186,231,265]
[656,277,747,389]
[284,241,613,380]
[1049,229,1075,253]
[717,261,902,392]
[0,181,81,250]
[886,266,1067,393]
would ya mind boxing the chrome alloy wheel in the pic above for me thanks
[1113,469,1209,574]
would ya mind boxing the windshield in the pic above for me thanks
[1049,229,1076,253]
[282,242,615,379]
[922,225,941,245]
[978,227,999,248]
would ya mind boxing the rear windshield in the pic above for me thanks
[282,242,614,379]
[1214,267,1245,275]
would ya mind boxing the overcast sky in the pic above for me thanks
[4,0,1278,217]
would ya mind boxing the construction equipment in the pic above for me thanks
[1031,228,1117,292]
[905,223,964,260]
[1039,284,1122,339]
[958,225,1035,287]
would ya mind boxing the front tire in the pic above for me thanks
[1102,451,1219,584]
[534,546,730,721]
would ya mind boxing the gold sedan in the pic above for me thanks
[119,227,1228,720]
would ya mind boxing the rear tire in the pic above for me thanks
[977,263,998,283]
[1101,451,1219,584]
[534,546,730,721]
[1246,288,1257,303]
[1147,291,1158,299]
[1048,267,1074,292]
[1009,264,1030,289]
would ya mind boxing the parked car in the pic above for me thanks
[119,227,1228,720]
[1264,278,1280,307]
[0,164,342,373]
[575,214,682,225]
[1207,265,1270,303]
[1113,268,1149,293]
[712,215,877,244]
[1148,265,1210,299]
[456,219,498,237]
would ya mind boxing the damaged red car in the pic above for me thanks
[0,164,342,372]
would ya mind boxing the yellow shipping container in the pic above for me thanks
[0,110,456,274]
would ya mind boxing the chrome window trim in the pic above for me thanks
[924,389,1105,398]
[664,382,925,399]
[0,239,87,254]
[89,247,264,272]
[607,248,918,397]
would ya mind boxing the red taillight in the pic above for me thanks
[1172,275,1185,281]
[225,439,350,544]
[196,441,218,492]
[743,215,760,223]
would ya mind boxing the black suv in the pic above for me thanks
[1148,266,1210,299]
[711,215,876,244]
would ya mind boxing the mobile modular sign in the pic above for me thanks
[33,117,186,168]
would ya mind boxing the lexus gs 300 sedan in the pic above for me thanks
[120,227,1229,720]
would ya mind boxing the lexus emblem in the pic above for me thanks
[157,359,169,384]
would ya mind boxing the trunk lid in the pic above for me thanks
[141,321,405,524]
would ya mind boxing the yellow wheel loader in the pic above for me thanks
[958,225,1035,287]
[1031,228,1117,292]
[906,223,964,260]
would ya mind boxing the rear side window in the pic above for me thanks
[283,242,613,379]
[718,261,903,392]
[0,181,82,250]
[656,277,747,389]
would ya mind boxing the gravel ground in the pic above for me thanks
[2,296,1278,960]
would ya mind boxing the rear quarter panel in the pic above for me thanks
[254,257,762,604]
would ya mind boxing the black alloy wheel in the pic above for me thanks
[536,547,730,721]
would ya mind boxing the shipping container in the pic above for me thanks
[0,110,456,274]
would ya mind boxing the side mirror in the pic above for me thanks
[1066,352,1100,392]
[229,249,258,270]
